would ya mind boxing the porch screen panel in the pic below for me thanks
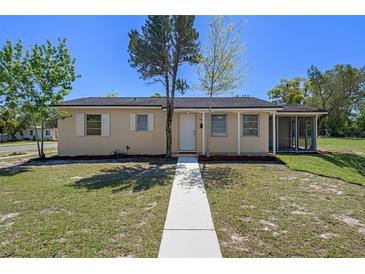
[306,118,313,149]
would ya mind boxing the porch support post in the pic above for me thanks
[202,112,205,155]
[295,116,298,151]
[237,112,240,155]
[276,115,279,151]
[314,115,318,151]
[272,112,276,155]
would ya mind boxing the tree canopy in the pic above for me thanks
[267,64,365,137]
[150,92,163,98]
[0,39,79,157]
[105,91,118,97]
[267,77,307,105]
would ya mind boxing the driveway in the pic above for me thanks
[0,143,57,153]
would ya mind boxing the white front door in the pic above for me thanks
[179,114,196,151]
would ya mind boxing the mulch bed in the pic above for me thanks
[198,154,283,163]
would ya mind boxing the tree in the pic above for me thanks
[26,39,79,158]
[354,102,365,137]
[0,40,32,139]
[0,39,79,158]
[150,92,163,98]
[105,91,118,97]
[0,40,24,108]
[267,77,307,104]
[306,65,365,135]
[196,16,248,156]
[0,108,30,138]
[128,16,201,157]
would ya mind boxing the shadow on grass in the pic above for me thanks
[200,163,244,189]
[319,152,365,177]
[71,163,175,192]
[0,166,32,177]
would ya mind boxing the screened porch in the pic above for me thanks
[269,115,318,153]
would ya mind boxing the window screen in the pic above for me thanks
[86,114,102,135]
[211,114,227,137]
[243,115,259,136]
[136,114,148,131]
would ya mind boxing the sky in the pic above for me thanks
[1,16,364,101]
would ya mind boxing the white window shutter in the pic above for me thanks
[75,113,85,137]
[130,113,136,131]
[101,113,110,137]
[148,113,154,131]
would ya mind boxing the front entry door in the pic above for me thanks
[179,114,196,151]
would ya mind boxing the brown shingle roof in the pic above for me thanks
[278,104,327,113]
[54,97,326,113]
[55,96,280,109]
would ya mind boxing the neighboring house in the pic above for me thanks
[54,97,327,156]
[15,126,58,141]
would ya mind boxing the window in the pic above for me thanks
[86,114,102,135]
[30,130,33,136]
[211,114,227,137]
[136,114,148,131]
[45,130,51,136]
[242,114,259,136]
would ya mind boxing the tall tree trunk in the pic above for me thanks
[40,120,45,158]
[166,102,173,158]
[34,123,41,157]
[164,72,173,159]
[206,95,212,158]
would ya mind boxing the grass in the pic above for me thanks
[0,141,56,147]
[0,159,175,257]
[201,162,365,257]
[318,136,365,155]
[278,153,365,186]
[277,137,365,186]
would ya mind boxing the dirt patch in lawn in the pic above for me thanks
[0,212,20,228]
[0,160,176,257]
[201,162,365,257]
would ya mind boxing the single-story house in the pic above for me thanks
[15,126,58,141]
[54,97,327,157]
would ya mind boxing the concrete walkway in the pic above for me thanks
[158,156,222,258]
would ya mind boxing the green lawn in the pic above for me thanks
[278,153,364,186]
[278,137,365,186]
[318,137,365,155]
[201,162,365,257]
[0,141,56,147]
[0,159,175,257]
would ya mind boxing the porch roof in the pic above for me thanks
[278,104,327,113]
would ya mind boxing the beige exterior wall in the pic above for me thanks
[57,107,271,156]
[240,112,269,153]
[58,108,166,156]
